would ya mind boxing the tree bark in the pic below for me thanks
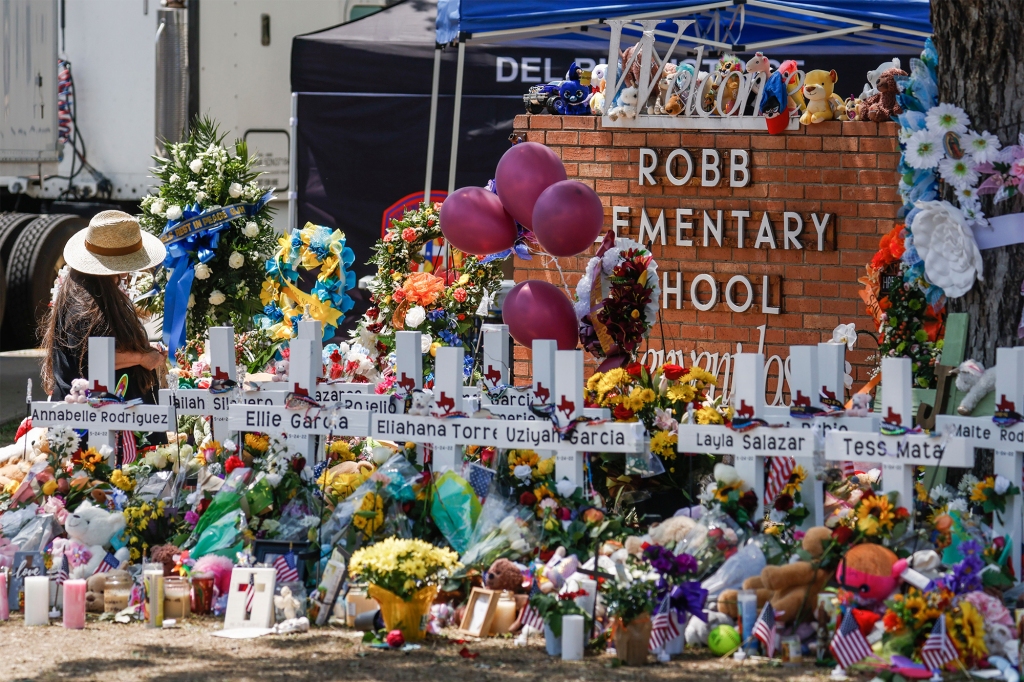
[931,0,1024,368]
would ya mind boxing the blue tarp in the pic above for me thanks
[437,0,931,49]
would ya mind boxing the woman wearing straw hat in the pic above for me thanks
[39,210,168,408]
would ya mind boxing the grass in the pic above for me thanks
[0,419,20,447]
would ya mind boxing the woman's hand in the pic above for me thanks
[140,348,167,371]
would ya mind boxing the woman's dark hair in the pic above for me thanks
[40,269,153,394]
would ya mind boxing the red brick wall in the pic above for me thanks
[510,114,902,403]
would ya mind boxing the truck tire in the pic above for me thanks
[0,258,6,330]
[2,214,88,350]
[0,212,36,269]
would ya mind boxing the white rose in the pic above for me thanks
[228,252,244,269]
[510,539,529,553]
[223,439,237,453]
[189,158,203,173]
[420,334,433,353]
[405,305,426,328]
[165,205,182,221]
[371,446,393,464]
[995,475,1011,495]
[265,473,282,488]
[714,463,741,487]
[194,263,211,280]
[242,221,259,238]
[169,174,180,184]
[178,444,194,460]
[195,191,207,204]
[151,199,165,216]
[556,478,577,498]
[228,182,243,198]
[209,290,226,306]
[513,464,533,480]
[912,200,984,298]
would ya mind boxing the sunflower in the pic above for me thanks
[856,495,894,536]
[714,481,742,503]
[781,465,807,497]
[667,384,696,403]
[952,602,987,660]
[970,477,993,503]
[245,433,269,454]
[904,595,928,628]
[351,492,384,539]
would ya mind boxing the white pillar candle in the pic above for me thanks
[561,614,585,661]
[24,576,49,626]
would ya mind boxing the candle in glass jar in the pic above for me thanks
[0,571,9,621]
[490,591,517,635]
[103,576,131,613]
[164,577,191,619]
[24,576,49,626]
[561,614,585,661]
[62,579,86,629]
[190,574,214,615]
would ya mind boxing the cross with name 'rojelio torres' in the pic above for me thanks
[935,346,1024,577]
[824,356,972,525]
[31,337,173,463]
[676,352,818,521]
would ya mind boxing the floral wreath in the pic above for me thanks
[353,202,505,388]
[256,222,357,342]
[574,231,659,370]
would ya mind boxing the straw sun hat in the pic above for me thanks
[63,210,166,276]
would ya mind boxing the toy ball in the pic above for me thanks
[532,180,604,257]
[502,280,578,350]
[439,186,517,256]
[707,624,741,655]
[494,142,567,229]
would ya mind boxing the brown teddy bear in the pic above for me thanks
[719,526,832,624]
[855,68,906,122]
[485,558,525,593]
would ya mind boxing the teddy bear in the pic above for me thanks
[61,500,130,579]
[855,68,906,122]
[718,526,832,624]
[624,513,697,556]
[835,543,903,606]
[590,79,607,116]
[847,393,873,417]
[799,69,843,125]
[150,543,181,576]
[860,57,902,99]
[954,359,996,415]
[607,86,639,121]
[0,427,48,489]
[85,569,130,613]
[648,63,678,115]
[406,389,433,416]
[64,378,90,403]
[485,558,526,593]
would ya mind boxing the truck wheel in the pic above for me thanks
[0,212,37,269]
[527,103,544,114]
[2,214,88,350]
[0,258,6,331]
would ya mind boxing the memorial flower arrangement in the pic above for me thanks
[348,536,461,599]
[169,329,279,387]
[256,222,358,343]
[527,586,590,636]
[354,202,505,381]
[575,233,659,369]
[138,117,277,357]
[123,498,187,562]
[823,471,910,546]
[968,475,1020,523]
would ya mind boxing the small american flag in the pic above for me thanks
[648,597,680,651]
[119,431,137,466]
[93,553,120,574]
[519,602,545,630]
[244,573,256,615]
[921,616,958,671]
[55,554,70,585]
[273,552,300,583]
[841,461,857,478]
[831,609,874,669]
[752,602,777,658]
[764,457,795,504]
[467,463,495,501]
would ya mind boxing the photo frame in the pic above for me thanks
[458,587,498,638]
[252,540,314,583]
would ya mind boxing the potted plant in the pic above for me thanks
[348,537,461,642]
[601,558,657,665]
[527,588,590,656]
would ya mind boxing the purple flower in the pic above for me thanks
[184,510,200,528]
[675,552,698,575]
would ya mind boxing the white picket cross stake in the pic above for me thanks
[31,337,172,462]
[937,347,1024,578]
[480,324,509,390]
[284,337,320,461]
[395,331,423,396]
[553,350,585,490]
[784,345,824,527]
[431,346,464,474]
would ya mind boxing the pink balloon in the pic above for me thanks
[502,280,578,350]
[494,142,567,229]
[439,186,517,256]
[532,181,605,257]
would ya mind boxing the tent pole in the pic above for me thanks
[288,92,298,233]
[424,44,442,199]
[447,38,466,194]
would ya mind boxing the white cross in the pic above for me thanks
[936,346,1024,577]
[31,337,172,463]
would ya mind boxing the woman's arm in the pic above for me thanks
[116,348,166,370]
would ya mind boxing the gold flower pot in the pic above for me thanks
[367,583,439,643]
[613,613,652,666]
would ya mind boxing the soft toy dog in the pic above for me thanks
[855,68,906,122]
[718,526,832,624]
[61,500,130,579]
[835,543,903,606]
[485,558,526,593]
[799,70,842,125]
[954,359,996,415]
[607,86,639,121]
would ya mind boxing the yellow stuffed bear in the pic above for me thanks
[799,70,845,124]
[718,526,832,624]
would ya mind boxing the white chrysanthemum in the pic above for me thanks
[911,200,983,298]
[169,173,180,184]
[601,247,621,274]
[947,499,968,512]
[929,484,955,501]
[186,181,198,191]
[209,290,226,306]
[195,191,207,204]
[189,158,203,173]
[938,156,979,191]
[194,263,211,280]
[151,198,165,216]
[228,182,243,198]
[165,205,183,221]
[962,130,1002,164]
[228,251,244,269]
[925,103,970,135]
[905,129,944,169]
[955,186,978,204]
[242,221,259,238]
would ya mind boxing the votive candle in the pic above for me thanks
[0,571,9,620]
[62,579,86,629]
[24,576,49,626]
[561,614,585,661]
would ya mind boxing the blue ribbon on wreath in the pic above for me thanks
[161,191,274,361]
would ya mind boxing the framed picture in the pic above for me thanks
[252,540,314,583]
[459,587,498,638]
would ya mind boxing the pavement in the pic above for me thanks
[0,349,48,425]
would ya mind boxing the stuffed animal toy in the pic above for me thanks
[150,543,181,576]
[590,79,607,116]
[330,460,374,477]
[485,558,526,593]
[847,393,872,417]
[84,569,130,613]
[591,64,607,87]
[835,543,903,606]
[619,45,658,89]
[406,389,434,416]
[274,585,302,621]
[62,500,130,579]
[537,547,579,593]
[718,526,832,624]
[954,359,996,415]
[65,378,90,403]
[777,59,805,111]
[607,86,639,120]
[559,79,592,115]
[855,68,906,122]
[0,428,48,491]
[744,52,771,76]
[194,554,235,596]
[648,63,678,114]
[800,70,842,125]
[860,57,902,99]
[623,514,697,556]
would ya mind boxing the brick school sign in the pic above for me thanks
[510,115,902,405]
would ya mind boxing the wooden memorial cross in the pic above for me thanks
[430,346,465,474]
[31,337,172,464]
[936,346,1024,577]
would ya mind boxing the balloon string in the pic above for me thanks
[526,245,574,301]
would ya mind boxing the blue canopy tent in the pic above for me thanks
[429,0,931,189]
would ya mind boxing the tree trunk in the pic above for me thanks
[932,0,1024,368]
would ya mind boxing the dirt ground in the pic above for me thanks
[0,614,832,682]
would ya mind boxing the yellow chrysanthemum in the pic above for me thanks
[110,469,135,492]
[696,406,725,425]
[856,495,894,536]
[687,367,717,386]
[667,384,696,403]
[586,373,603,392]
[650,430,678,460]
[245,433,270,453]
[351,492,384,539]
[596,368,629,396]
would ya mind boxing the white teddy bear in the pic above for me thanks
[406,389,434,417]
[607,86,639,121]
[61,501,130,579]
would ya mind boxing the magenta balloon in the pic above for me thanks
[502,280,578,350]
[439,187,518,255]
[532,181,605,257]
[494,142,567,229]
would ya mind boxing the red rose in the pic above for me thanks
[198,497,211,515]
[330,350,342,363]
[662,364,685,380]
[224,455,244,474]
[832,526,853,544]
[453,288,467,303]
[385,630,405,648]
[774,493,794,512]
[738,490,758,514]
[401,228,417,242]
[291,456,306,473]
[519,491,537,506]
[392,288,406,302]
[894,506,910,520]
[626,362,643,376]
[383,232,394,242]
[538,548,555,563]
[557,507,572,521]
[329,364,343,380]
[613,405,635,420]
